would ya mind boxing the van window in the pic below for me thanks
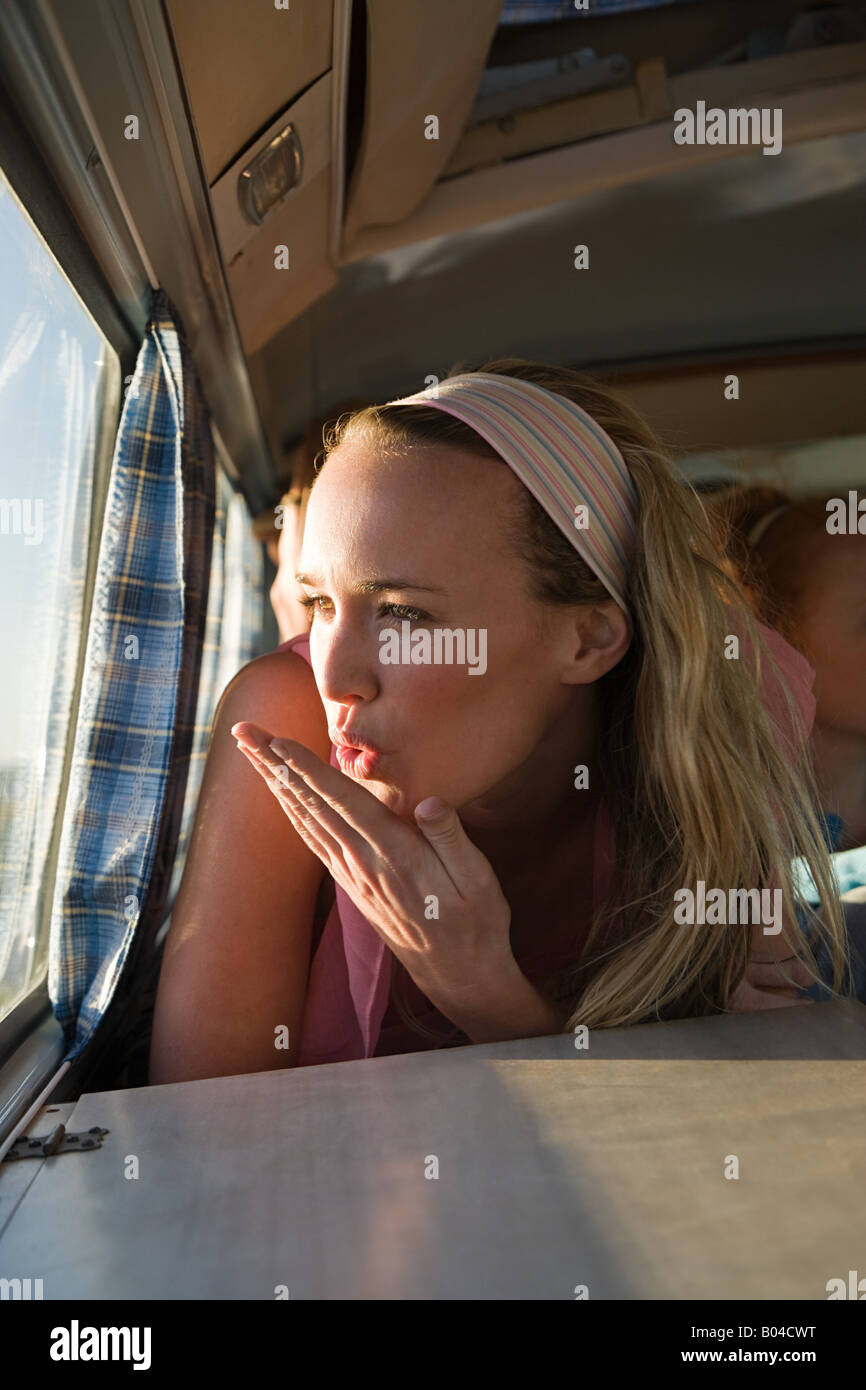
[0,166,119,1023]
[162,468,266,927]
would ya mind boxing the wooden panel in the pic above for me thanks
[0,1002,864,1299]
[166,0,332,183]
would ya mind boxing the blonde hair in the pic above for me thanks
[319,358,850,1035]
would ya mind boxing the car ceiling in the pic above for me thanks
[162,0,866,489]
[252,127,866,455]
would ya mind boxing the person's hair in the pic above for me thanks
[708,484,836,664]
[317,358,850,1035]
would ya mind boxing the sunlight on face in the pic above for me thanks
[296,440,584,820]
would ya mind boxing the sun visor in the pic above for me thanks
[341,0,504,250]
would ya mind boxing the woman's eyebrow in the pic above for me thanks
[295,573,447,595]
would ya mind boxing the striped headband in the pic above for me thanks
[387,372,638,617]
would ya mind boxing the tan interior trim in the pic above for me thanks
[329,0,353,268]
[341,0,504,247]
[166,0,333,184]
[221,73,339,357]
[210,79,331,268]
[341,76,866,264]
[603,347,866,453]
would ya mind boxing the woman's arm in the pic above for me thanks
[148,650,331,1084]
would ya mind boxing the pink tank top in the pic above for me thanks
[274,620,816,1066]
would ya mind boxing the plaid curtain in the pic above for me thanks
[48,290,214,1061]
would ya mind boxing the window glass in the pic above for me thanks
[0,168,119,1022]
[162,465,265,929]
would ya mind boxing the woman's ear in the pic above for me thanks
[561,602,631,685]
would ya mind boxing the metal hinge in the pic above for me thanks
[3,1123,109,1161]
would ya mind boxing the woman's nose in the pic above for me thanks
[314,622,380,706]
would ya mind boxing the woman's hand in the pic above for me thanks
[230,722,516,1009]
[729,914,815,1011]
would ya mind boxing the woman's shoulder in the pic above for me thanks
[216,632,325,744]
[225,630,312,688]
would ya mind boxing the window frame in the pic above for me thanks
[0,95,138,1093]
[0,0,275,1115]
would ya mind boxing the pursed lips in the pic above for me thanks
[328,725,384,754]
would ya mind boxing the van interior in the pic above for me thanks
[0,0,865,1302]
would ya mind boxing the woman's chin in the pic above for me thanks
[358,774,464,823]
[362,779,413,818]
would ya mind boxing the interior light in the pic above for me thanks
[238,124,303,226]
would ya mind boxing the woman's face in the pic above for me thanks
[796,529,866,742]
[296,438,611,821]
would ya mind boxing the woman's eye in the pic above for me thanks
[382,603,429,622]
[298,595,332,622]
[298,596,430,624]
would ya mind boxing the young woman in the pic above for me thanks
[148,360,849,1084]
[712,485,866,854]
